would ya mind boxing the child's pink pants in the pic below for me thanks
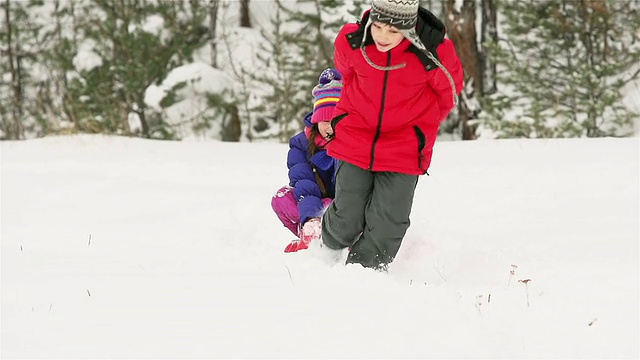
[271,186,332,237]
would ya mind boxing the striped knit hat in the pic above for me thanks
[310,68,343,124]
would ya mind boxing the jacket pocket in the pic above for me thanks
[330,113,348,137]
[413,126,428,174]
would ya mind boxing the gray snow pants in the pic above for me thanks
[321,161,419,270]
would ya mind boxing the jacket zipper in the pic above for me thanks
[368,52,391,171]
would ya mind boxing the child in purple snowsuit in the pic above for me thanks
[271,69,343,252]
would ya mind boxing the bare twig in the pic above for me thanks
[507,264,518,290]
[284,265,294,286]
[433,258,447,282]
[166,105,216,127]
[475,295,484,314]
[519,279,532,307]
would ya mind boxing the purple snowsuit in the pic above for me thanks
[271,113,337,236]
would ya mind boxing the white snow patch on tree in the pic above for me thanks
[145,62,238,139]
[72,40,102,73]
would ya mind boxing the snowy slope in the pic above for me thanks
[1,135,638,358]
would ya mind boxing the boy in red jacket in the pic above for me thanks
[320,0,464,270]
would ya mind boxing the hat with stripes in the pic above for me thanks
[311,68,343,125]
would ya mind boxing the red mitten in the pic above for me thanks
[284,218,321,253]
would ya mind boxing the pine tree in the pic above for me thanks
[249,2,306,142]
[37,0,86,135]
[249,0,348,143]
[0,0,46,139]
[46,0,210,139]
[482,0,640,138]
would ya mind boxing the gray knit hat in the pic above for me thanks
[361,0,427,71]
[370,0,419,30]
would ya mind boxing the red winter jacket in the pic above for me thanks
[327,9,464,175]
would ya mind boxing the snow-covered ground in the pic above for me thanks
[1,135,638,359]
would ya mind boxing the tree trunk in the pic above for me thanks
[314,0,332,64]
[240,0,251,28]
[3,0,24,140]
[421,0,444,19]
[134,107,149,136]
[481,0,497,95]
[444,0,479,140]
[62,0,79,129]
[220,104,241,141]
[208,0,220,68]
